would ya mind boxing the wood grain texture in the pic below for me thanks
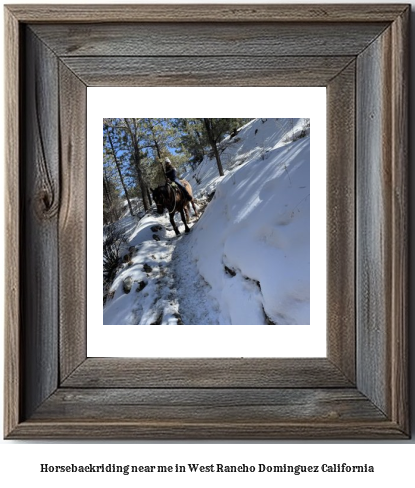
[326,62,356,383]
[32,388,386,422]
[356,13,409,431]
[6,4,409,23]
[31,22,388,57]
[7,421,405,440]
[20,28,60,420]
[58,63,87,382]
[356,27,392,418]
[4,6,21,438]
[389,8,409,432]
[8,414,406,441]
[61,56,354,87]
[62,358,352,388]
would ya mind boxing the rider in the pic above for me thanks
[164,158,193,201]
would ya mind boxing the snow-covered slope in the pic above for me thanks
[104,118,310,325]
[186,118,310,324]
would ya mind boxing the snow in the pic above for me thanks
[104,118,311,325]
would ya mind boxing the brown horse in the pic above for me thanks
[151,180,198,235]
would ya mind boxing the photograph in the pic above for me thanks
[103,118,310,326]
[3,0,410,446]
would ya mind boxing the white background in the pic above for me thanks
[88,87,326,357]
[1,0,414,486]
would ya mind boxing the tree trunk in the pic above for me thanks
[211,143,224,176]
[153,138,162,159]
[154,140,167,183]
[123,118,151,212]
[103,174,116,222]
[133,150,150,212]
[149,123,168,184]
[103,175,112,207]
[204,118,224,176]
[106,128,134,217]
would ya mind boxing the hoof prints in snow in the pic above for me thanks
[103,204,207,324]
[136,281,147,292]
[123,276,133,294]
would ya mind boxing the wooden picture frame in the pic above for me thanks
[4,4,409,439]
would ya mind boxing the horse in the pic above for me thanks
[151,180,199,236]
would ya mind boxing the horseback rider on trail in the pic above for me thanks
[164,158,193,201]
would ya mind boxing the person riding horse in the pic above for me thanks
[164,158,193,201]
[151,161,198,235]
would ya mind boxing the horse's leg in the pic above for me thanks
[184,204,190,223]
[191,200,199,217]
[180,208,191,233]
[170,213,180,235]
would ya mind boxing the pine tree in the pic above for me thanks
[122,118,152,211]
[140,118,188,184]
[104,118,156,213]
[172,118,206,170]
[104,124,135,216]
[202,119,247,176]
[203,118,225,176]
[103,168,122,224]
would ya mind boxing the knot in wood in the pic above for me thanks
[36,188,59,219]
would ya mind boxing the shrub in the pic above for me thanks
[103,224,125,302]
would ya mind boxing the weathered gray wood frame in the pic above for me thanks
[4,4,409,439]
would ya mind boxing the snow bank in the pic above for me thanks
[103,214,170,325]
[187,119,310,324]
